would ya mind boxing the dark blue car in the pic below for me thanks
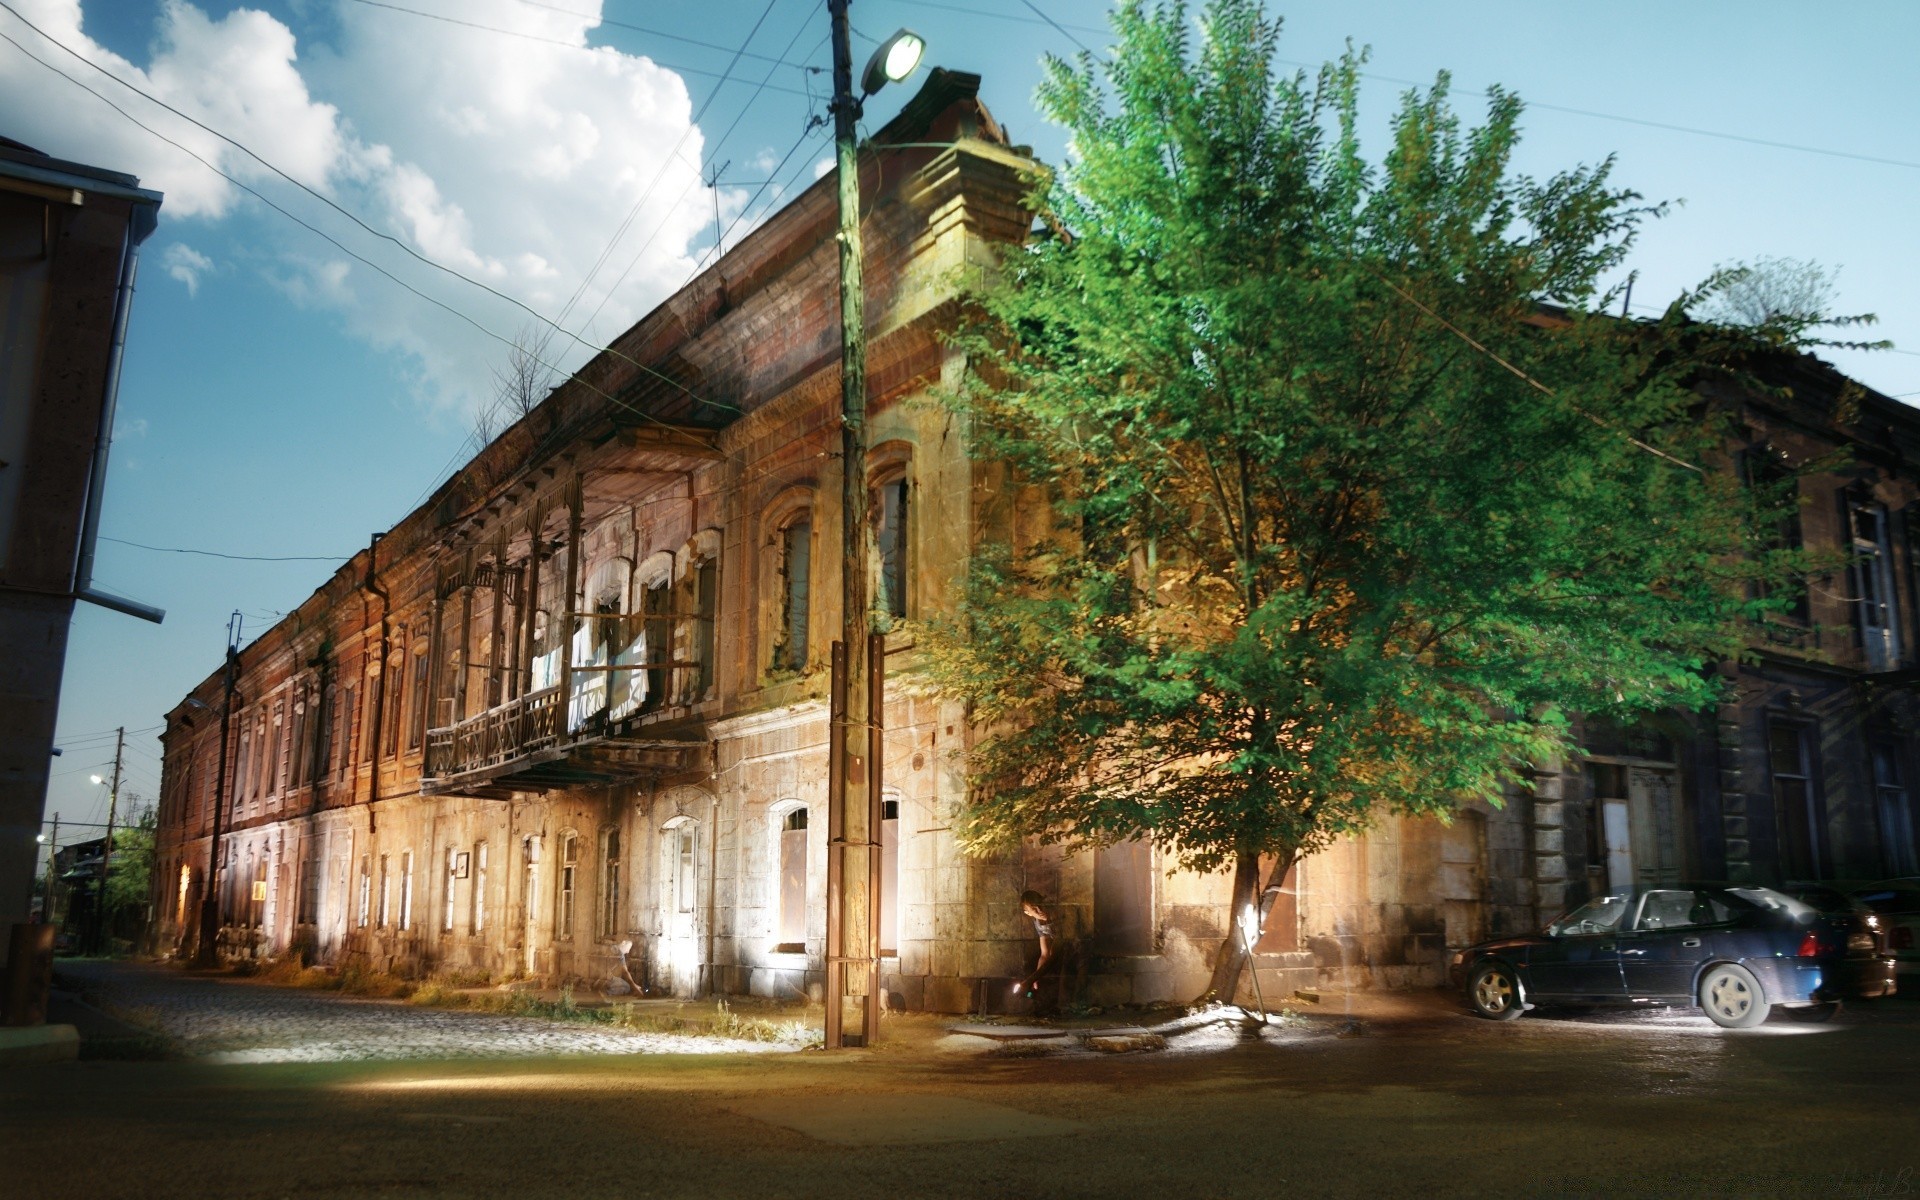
[1448,883,1896,1029]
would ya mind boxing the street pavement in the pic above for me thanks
[5,962,1918,1199]
[43,961,795,1063]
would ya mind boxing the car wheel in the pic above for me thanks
[1698,963,1767,1029]
[1467,961,1524,1021]
[1782,1001,1841,1023]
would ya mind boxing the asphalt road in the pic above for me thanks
[6,963,1917,1199]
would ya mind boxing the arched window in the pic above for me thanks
[773,803,809,952]
[775,518,811,672]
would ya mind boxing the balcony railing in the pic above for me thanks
[425,685,563,781]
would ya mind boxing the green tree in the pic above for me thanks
[930,0,1796,1003]
[103,800,155,924]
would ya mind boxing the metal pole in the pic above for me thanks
[825,0,878,1048]
[197,613,242,967]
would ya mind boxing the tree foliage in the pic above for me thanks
[928,0,1799,1000]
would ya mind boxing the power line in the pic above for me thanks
[0,18,749,469]
[0,1,739,420]
[557,0,787,334]
[1019,0,1102,60]
[99,535,351,562]
[339,0,812,94]
[510,0,818,71]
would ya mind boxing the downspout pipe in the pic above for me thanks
[364,532,390,807]
[75,202,164,624]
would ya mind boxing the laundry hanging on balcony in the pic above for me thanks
[568,618,607,732]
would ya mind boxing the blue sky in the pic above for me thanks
[10,0,1919,840]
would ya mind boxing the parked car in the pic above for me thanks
[1844,878,1920,991]
[1448,883,1897,1029]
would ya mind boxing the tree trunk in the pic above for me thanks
[1197,850,1296,1007]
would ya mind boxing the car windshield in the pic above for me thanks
[1726,886,1817,921]
[1549,894,1630,936]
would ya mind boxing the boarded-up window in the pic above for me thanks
[399,850,414,930]
[777,807,808,950]
[876,478,909,621]
[407,652,430,750]
[1093,840,1154,955]
[1252,860,1299,953]
[879,796,900,955]
[356,855,371,927]
[472,841,489,934]
[692,558,717,697]
[778,520,810,671]
[376,854,391,927]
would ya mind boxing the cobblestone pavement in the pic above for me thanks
[54,961,796,1063]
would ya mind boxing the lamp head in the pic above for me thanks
[90,774,104,785]
[861,29,925,96]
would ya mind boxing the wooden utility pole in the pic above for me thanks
[824,0,880,1048]
[196,612,242,967]
[42,812,58,925]
[99,726,123,947]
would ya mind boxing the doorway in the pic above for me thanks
[1590,763,1683,889]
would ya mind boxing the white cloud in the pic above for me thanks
[0,0,719,414]
[161,241,213,295]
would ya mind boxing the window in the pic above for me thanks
[691,557,717,698]
[267,700,285,797]
[1849,492,1901,670]
[879,795,899,956]
[249,852,267,928]
[1743,449,1809,625]
[472,842,488,934]
[1094,839,1155,955]
[597,830,622,939]
[234,722,252,810]
[287,692,308,791]
[407,651,430,750]
[559,832,578,937]
[399,850,414,930]
[298,837,322,925]
[531,611,561,692]
[1874,744,1918,877]
[1768,721,1823,880]
[443,846,459,933]
[776,519,811,672]
[384,656,404,757]
[336,684,356,774]
[356,855,371,928]
[876,477,909,621]
[775,806,808,951]
[674,824,697,914]
[377,854,391,927]
[642,578,672,712]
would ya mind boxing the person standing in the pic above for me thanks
[1013,889,1081,1016]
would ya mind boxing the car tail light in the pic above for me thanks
[1797,932,1823,958]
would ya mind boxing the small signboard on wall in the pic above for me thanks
[454,852,471,879]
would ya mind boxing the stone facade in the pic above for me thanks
[150,74,1920,1012]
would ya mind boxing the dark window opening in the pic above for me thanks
[876,478,909,622]
[777,520,811,672]
[1768,721,1823,880]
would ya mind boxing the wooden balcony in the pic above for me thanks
[422,684,704,800]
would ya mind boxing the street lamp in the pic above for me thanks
[861,29,925,97]
[822,1,924,1052]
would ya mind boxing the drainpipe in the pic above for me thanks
[363,533,390,808]
[74,208,163,624]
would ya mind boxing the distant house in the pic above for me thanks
[148,73,1920,1009]
[0,139,161,968]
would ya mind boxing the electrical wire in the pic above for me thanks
[553,0,785,332]
[0,19,756,477]
[0,1,738,420]
[99,535,352,562]
[509,0,819,70]
[339,0,811,94]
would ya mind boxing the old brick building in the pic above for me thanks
[151,74,1920,1010]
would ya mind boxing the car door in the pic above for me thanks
[1528,893,1630,1001]
[1618,888,1714,1000]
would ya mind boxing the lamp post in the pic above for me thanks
[823,6,923,1049]
[194,612,243,968]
